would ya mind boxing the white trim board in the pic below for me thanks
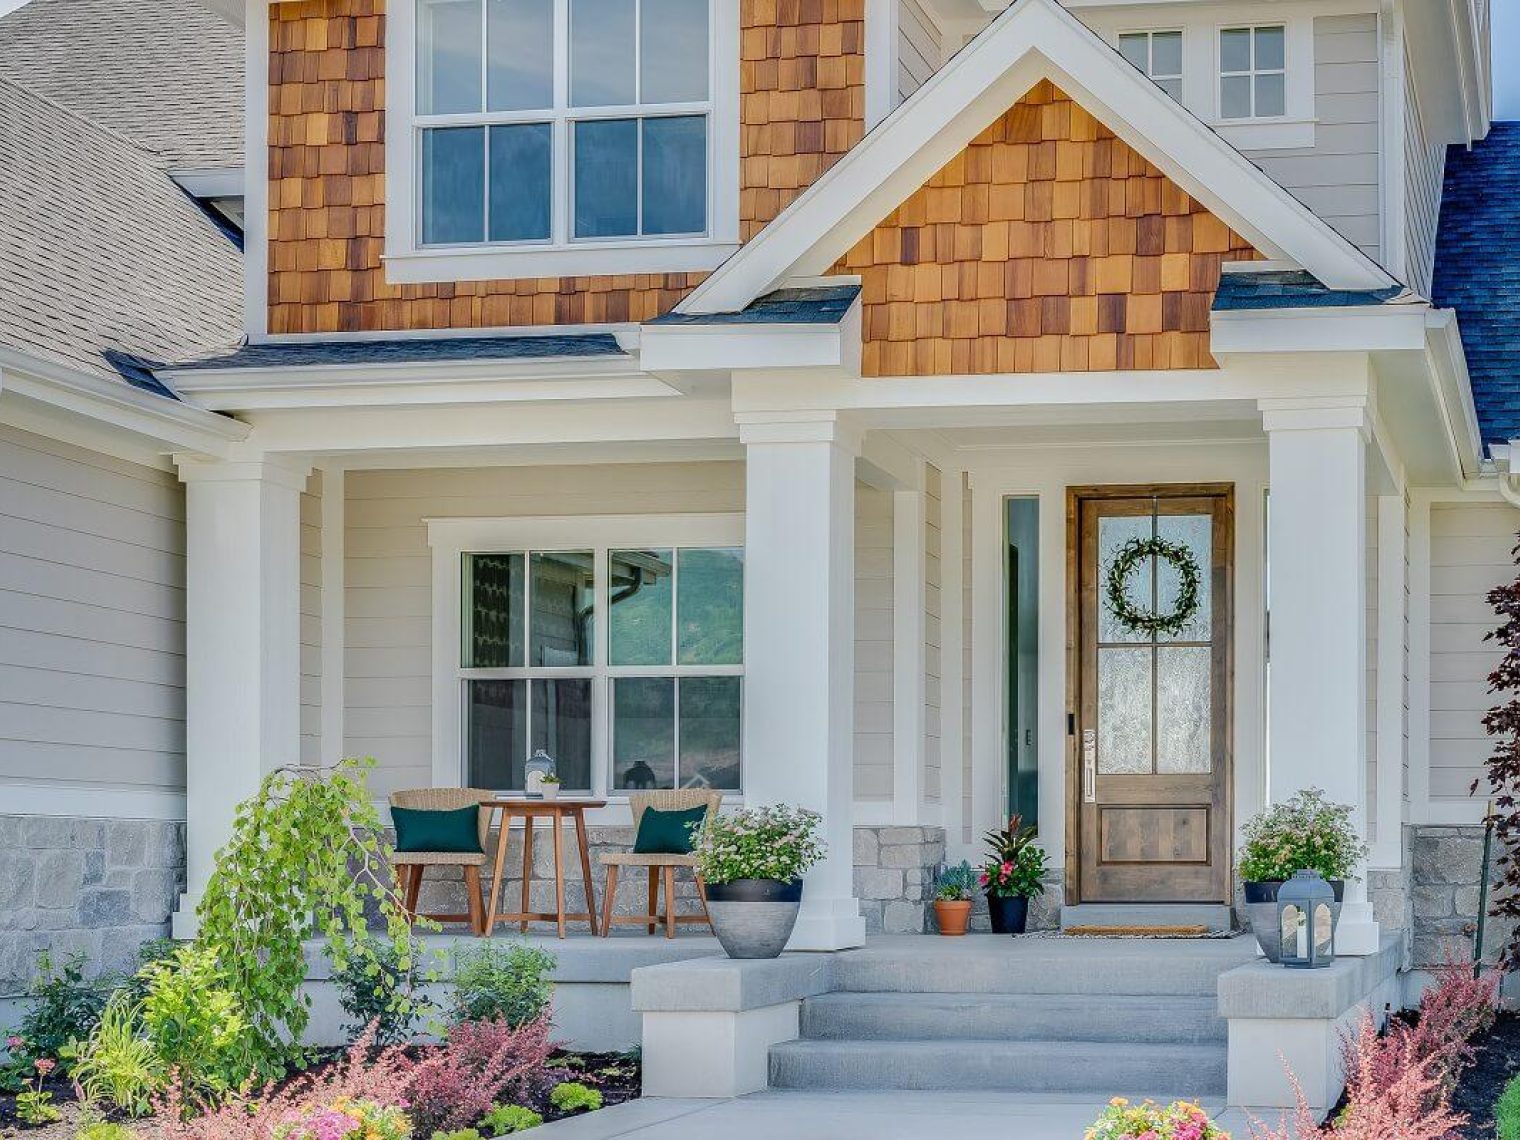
[677,0,1392,315]
[0,782,187,822]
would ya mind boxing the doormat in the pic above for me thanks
[1059,924,1230,939]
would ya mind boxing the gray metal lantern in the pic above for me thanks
[525,749,556,797]
[1277,869,1335,969]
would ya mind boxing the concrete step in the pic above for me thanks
[769,1038,1228,1096]
[799,991,1227,1045]
[1060,904,1235,931]
[830,936,1257,997]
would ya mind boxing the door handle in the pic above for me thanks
[1082,729,1097,803]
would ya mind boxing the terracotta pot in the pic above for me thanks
[933,899,973,936]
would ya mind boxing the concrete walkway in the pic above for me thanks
[535,1092,1286,1139]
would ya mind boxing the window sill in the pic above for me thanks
[1213,117,1316,151]
[383,239,741,285]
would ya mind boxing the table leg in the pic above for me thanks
[483,806,510,936]
[551,812,567,938]
[663,864,676,939]
[520,814,535,934]
[573,808,599,936]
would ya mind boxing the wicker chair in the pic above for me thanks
[389,787,494,934]
[600,789,723,938]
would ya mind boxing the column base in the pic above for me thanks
[170,893,201,940]
[1332,902,1381,956]
[785,895,866,951]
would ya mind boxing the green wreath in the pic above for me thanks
[1104,536,1202,637]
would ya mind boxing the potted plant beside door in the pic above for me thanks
[932,861,977,936]
[980,814,1048,934]
[1238,787,1368,962]
[692,804,825,959]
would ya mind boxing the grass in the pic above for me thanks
[1496,1072,1520,1140]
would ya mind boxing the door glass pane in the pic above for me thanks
[613,678,675,789]
[467,678,526,789]
[1151,31,1182,77]
[531,678,592,789]
[679,676,741,790]
[418,0,482,114]
[1254,73,1285,117]
[1118,33,1149,70]
[1156,513,1212,642]
[529,551,594,666]
[641,0,709,103]
[487,0,553,110]
[422,127,485,244]
[464,552,524,667]
[610,550,674,665]
[677,547,744,664]
[570,0,636,106]
[488,124,552,241]
[1254,25,1285,71]
[1157,646,1212,773]
[642,116,707,235]
[1098,515,1153,643]
[1220,74,1252,118]
[573,119,639,237]
[1098,646,1152,773]
[1219,27,1251,72]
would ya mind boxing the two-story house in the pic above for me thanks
[0,0,1514,1106]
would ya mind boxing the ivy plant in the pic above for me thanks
[195,757,423,1075]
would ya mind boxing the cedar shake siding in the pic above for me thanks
[831,81,1261,376]
[266,0,865,334]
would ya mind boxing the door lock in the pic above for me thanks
[1082,729,1097,803]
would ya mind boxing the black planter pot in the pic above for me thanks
[986,893,1029,935]
[705,878,804,958]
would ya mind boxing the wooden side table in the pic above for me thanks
[479,798,606,938]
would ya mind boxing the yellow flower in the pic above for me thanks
[1110,1097,1129,1106]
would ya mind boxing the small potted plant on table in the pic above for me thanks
[537,773,562,800]
[932,861,977,936]
[1238,787,1368,962]
[980,814,1047,935]
[692,804,825,959]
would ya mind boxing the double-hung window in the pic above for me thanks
[1218,25,1286,120]
[445,521,745,798]
[1118,31,1183,102]
[415,0,716,249]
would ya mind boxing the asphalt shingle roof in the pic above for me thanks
[168,334,629,372]
[0,0,243,171]
[0,78,244,392]
[1432,122,1520,450]
[1212,269,1409,311]
[650,285,862,325]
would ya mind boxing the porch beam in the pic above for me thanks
[172,452,310,936]
[1259,397,1380,955]
[737,414,867,951]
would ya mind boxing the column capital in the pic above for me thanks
[1258,396,1372,437]
[735,412,863,453]
[175,452,312,492]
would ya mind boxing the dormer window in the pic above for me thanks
[1218,25,1286,120]
[388,0,739,284]
[1118,31,1182,102]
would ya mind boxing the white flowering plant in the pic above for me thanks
[1236,787,1368,883]
[691,804,826,885]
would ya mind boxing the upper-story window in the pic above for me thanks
[1218,25,1286,120]
[1118,30,1182,102]
[390,0,739,283]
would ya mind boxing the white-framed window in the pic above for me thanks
[1218,25,1286,120]
[1118,30,1183,102]
[429,515,745,801]
[388,0,740,284]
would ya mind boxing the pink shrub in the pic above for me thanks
[403,1017,557,1137]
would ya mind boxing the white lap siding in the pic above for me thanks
[854,482,894,803]
[300,471,322,766]
[0,424,186,803]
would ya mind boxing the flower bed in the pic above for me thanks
[1450,1010,1520,1139]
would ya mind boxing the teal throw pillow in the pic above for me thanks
[633,805,709,855]
[392,804,482,853]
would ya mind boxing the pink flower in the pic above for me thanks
[33,1058,55,1076]
[5,1036,21,1050]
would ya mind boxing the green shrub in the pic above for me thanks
[16,1087,62,1125]
[76,1121,135,1140]
[1497,1073,1520,1140]
[431,1129,482,1140]
[333,935,431,1047]
[450,944,556,1028]
[480,1104,543,1134]
[548,1082,602,1114]
[18,952,115,1070]
[137,944,252,1102]
[68,993,163,1117]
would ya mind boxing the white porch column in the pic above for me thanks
[739,415,867,951]
[1260,399,1380,955]
[172,455,310,936]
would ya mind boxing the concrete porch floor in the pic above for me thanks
[527,1091,1285,1139]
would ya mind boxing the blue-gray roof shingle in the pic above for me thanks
[650,284,861,325]
[168,333,627,372]
[1212,269,1407,311]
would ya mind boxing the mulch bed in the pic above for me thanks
[1455,1010,1520,1139]
[0,1049,640,1138]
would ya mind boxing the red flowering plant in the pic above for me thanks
[979,815,1048,899]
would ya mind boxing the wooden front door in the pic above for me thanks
[1068,485,1234,904]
